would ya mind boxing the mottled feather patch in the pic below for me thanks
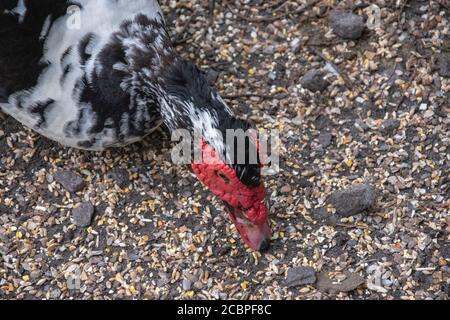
[78,32,96,66]
[60,46,73,65]
[60,64,73,85]
[29,99,55,128]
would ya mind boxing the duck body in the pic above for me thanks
[1,0,167,150]
[0,0,272,251]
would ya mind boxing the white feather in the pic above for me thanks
[12,0,27,23]
[39,15,52,40]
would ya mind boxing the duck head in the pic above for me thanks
[191,131,271,252]
[156,60,272,251]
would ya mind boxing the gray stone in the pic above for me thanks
[442,244,450,259]
[205,69,220,85]
[182,279,193,291]
[438,54,450,78]
[263,45,275,55]
[107,168,130,188]
[316,272,365,293]
[194,281,204,290]
[290,38,301,54]
[297,177,312,188]
[329,184,376,217]
[181,190,193,198]
[54,170,84,193]
[157,272,169,287]
[381,119,400,131]
[285,266,317,288]
[379,143,390,152]
[301,69,329,92]
[355,119,369,131]
[329,10,364,40]
[318,132,332,147]
[51,288,61,299]
[268,72,277,81]
[312,207,328,222]
[127,252,141,261]
[72,202,95,228]
[30,270,42,280]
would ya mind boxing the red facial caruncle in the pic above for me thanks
[191,139,271,251]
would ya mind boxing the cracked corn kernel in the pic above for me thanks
[346,159,354,167]
[340,136,352,145]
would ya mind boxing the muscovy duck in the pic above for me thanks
[0,0,271,251]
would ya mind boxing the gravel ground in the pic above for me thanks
[1,0,449,300]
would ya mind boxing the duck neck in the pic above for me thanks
[154,59,237,154]
[119,15,235,152]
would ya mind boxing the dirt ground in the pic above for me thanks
[0,0,449,300]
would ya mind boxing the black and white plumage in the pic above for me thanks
[0,0,233,151]
[1,0,167,149]
[0,0,271,251]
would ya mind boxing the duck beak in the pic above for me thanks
[226,203,271,251]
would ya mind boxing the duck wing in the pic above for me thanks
[1,0,164,150]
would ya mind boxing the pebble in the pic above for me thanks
[182,279,193,291]
[268,71,277,81]
[329,10,364,40]
[72,202,95,228]
[355,119,369,132]
[382,279,393,287]
[290,38,301,53]
[329,184,376,217]
[263,45,275,55]
[381,119,400,131]
[51,288,61,299]
[423,110,434,118]
[438,54,450,78]
[318,132,332,147]
[285,266,317,288]
[205,69,220,85]
[297,177,312,188]
[419,103,428,111]
[316,272,365,293]
[442,284,450,296]
[280,185,292,194]
[107,168,130,188]
[301,69,329,92]
[54,170,84,193]
[194,281,204,290]
[441,244,450,259]
[127,252,141,261]
[30,270,42,280]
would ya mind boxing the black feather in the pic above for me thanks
[0,0,69,96]
[219,117,261,188]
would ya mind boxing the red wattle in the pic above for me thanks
[191,139,268,225]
